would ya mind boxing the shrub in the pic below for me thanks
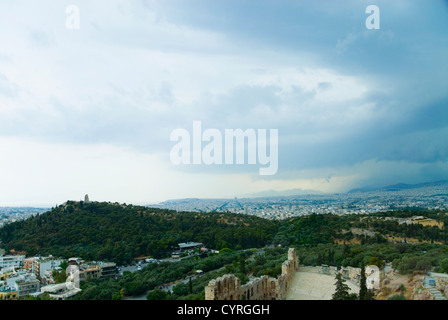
[387,294,407,300]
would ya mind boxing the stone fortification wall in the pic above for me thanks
[205,248,298,300]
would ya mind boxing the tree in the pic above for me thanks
[60,261,69,271]
[343,244,350,258]
[328,249,335,266]
[238,255,246,274]
[387,294,407,300]
[440,257,448,273]
[367,256,383,268]
[112,288,125,300]
[172,283,189,296]
[359,263,376,300]
[219,248,232,254]
[146,289,170,300]
[332,273,350,300]
[359,264,367,300]
[52,269,67,284]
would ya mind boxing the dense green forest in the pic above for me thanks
[0,201,277,264]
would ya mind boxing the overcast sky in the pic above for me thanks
[0,0,447,206]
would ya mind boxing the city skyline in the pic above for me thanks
[0,1,447,206]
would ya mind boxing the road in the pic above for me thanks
[118,256,191,276]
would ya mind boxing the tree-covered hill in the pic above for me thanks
[0,201,277,264]
[1,201,446,268]
[274,210,448,247]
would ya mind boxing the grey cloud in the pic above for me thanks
[29,29,56,48]
[317,82,333,91]
[0,73,20,98]
[4,77,447,179]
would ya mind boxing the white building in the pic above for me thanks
[7,273,40,298]
[0,255,25,269]
[41,283,81,300]
[39,259,62,278]
[366,265,380,290]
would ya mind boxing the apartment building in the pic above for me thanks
[6,273,40,298]
[0,255,25,269]
[0,286,18,300]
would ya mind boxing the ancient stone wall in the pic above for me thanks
[204,274,242,300]
[205,248,299,300]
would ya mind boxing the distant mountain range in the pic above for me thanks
[154,180,448,206]
[242,188,323,198]
[348,180,448,193]
[244,180,448,197]
[156,189,324,205]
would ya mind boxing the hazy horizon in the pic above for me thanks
[2,178,448,208]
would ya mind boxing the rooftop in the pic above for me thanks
[179,242,203,249]
[0,286,16,293]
